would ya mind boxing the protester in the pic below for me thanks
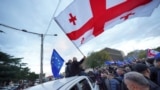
[124,72,150,90]
[145,58,155,67]
[150,56,160,86]
[116,67,125,78]
[70,56,86,76]
[133,63,160,90]
[65,59,72,77]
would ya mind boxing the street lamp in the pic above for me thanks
[0,23,57,83]
[21,30,57,83]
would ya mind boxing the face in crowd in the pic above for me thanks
[73,57,77,62]
[124,72,150,90]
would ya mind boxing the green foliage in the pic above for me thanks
[27,72,39,81]
[85,50,110,68]
[138,50,146,59]
[155,47,160,51]
[0,51,38,82]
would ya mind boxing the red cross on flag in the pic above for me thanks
[147,49,160,58]
[55,0,160,47]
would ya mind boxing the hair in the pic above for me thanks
[124,72,149,87]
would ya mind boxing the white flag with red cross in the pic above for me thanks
[147,49,160,58]
[55,0,160,47]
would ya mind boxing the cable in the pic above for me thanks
[0,23,21,31]
[0,23,41,36]
[43,0,62,38]
[0,30,5,33]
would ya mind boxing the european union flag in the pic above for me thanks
[51,49,64,78]
[116,60,125,66]
[155,53,160,59]
[105,61,115,65]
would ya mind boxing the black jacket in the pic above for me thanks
[150,67,160,86]
[145,76,160,90]
[70,58,85,76]
[65,62,72,77]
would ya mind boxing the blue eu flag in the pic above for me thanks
[51,49,64,78]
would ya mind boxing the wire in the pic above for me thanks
[0,23,21,31]
[43,0,62,38]
[0,23,41,36]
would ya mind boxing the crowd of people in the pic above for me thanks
[0,79,35,90]
[65,56,86,77]
[65,54,160,90]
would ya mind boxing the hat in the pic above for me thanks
[133,63,148,73]
[155,53,160,62]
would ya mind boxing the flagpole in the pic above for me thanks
[75,45,85,57]
[53,0,86,57]
[44,0,62,37]
[57,31,85,56]
[54,20,85,57]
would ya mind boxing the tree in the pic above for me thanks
[27,72,39,81]
[155,47,160,51]
[0,51,38,83]
[0,51,23,81]
[84,50,110,68]
[138,50,147,59]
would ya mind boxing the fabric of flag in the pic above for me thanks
[105,61,115,65]
[124,60,130,65]
[51,49,64,78]
[155,53,160,59]
[147,49,160,58]
[116,60,125,66]
[126,57,135,64]
[55,0,160,47]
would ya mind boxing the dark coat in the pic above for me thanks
[145,76,160,90]
[65,62,72,77]
[70,58,85,76]
[150,67,160,86]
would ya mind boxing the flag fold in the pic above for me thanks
[51,49,64,78]
[55,0,160,47]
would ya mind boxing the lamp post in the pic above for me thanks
[0,23,57,83]
[21,30,57,83]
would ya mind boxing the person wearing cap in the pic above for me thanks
[150,54,160,86]
[133,63,160,90]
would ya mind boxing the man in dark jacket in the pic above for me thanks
[150,55,160,86]
[70,56,86,76]
[133,63,160,90]
[65,59,72,77]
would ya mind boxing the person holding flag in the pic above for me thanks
[70,56,86,76]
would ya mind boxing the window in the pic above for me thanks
[70,84,79,90]
[79,79,91,90]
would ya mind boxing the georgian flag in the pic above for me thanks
[55,0,160,47]
[147,49,160,58]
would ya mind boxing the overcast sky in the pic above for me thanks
[0,0,160,76]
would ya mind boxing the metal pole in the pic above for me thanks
[40,34,44,83]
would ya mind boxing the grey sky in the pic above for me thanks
[0,0,160,76]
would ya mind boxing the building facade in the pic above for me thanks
[102,47,124,61]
